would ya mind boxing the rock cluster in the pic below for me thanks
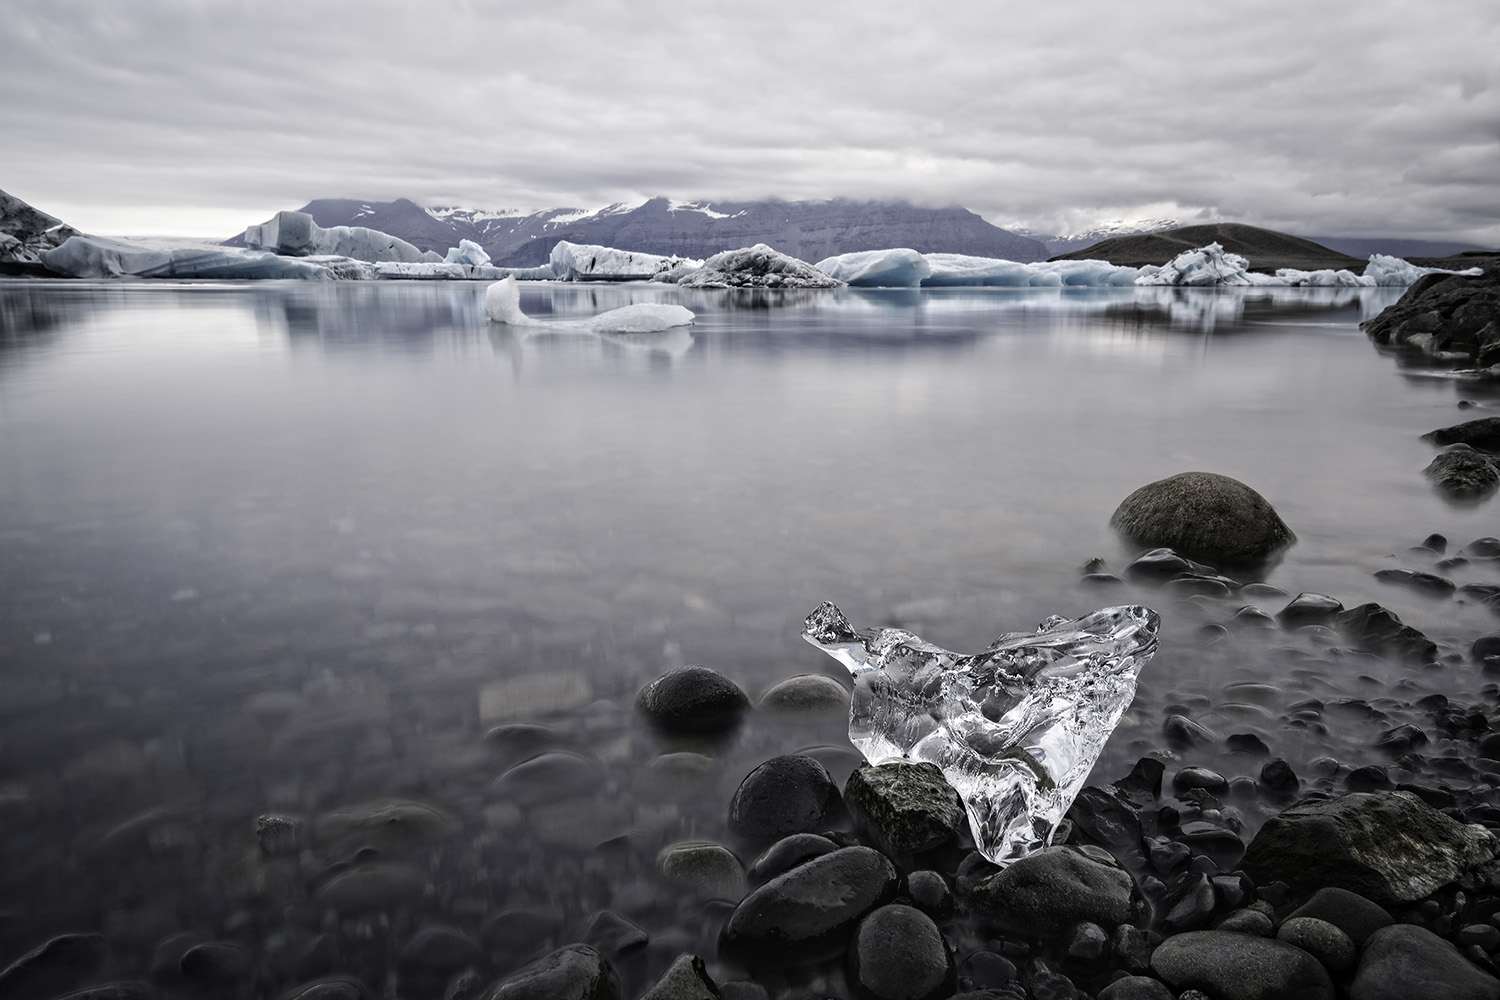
[1361,266,1500,372]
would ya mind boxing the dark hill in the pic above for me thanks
[1049,223,1365,273]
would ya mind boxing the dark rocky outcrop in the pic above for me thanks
[1361,266,1500,367]
[1425,417,1500,453]
[1240,791,1500,904]
[0,187,82,275]
[1333,603,1439,662]
[1350,924,1500,1000]
[1151,930,1335,1000]
[1111,472,1295,568]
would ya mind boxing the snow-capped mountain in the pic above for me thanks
[1017,219,1181,257]
[234,197,1049,265]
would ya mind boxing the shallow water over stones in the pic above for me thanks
[2,281,1500,997]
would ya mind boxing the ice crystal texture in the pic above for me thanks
[802,602,1160,864]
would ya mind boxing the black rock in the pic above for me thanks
[1276,916,1356,974]
[1376,724,1430,754]
[844,762,966,857]
[43,984,159,1000]
[745,833,838,887]
[1215,908,1274,936]
[1240,790,1500,905]
[1351,923,1500,1000]
[719,846,898,969]
[484,945,621,1000]
[1116,757,1166,803]
[637,666,749,734]
[1227,733,1271,756]
[480,908,563,973]
[726,755,841,849]
[1374,567,1459,596]
[1347,765,1393,792]
[1177,822,1245,869]
[1080,572,1128,590]
[1162,872,1218,932]
[1460,924,1500,953]
[399,926,484,974]
[0,933,108,1000]
[905,870,954,920]
[1065,921,1108,961]
[959,950,1016,988]
[1476,635,1500,661]
[1259,757,1300,795]
[1334,603,1439,662]
[1112,922,1154,971]
[757,674,849,714]
[180,942,252,985]
[1122,547,1206,583]
[847,904,954,1000]
[1164,714,1217,747]
[1148,838,1191,875]
[1111,472,1296,568]
[1151,930,1334,1000]
[1173,766,1229,795]
[636,954,720,1000]
[489,752,603,806]
[658,841,747,899]
[581,911,648,957]
[1425,449,1500,499]
[1425,417,1500,453]
[1097,976,1174,1000]
[1285,887,1393,946]
[1467,537,1500,558]
[968,845,1150,935]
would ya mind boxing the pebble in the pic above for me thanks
[848,904,955,1000]
[582,910,648,957]
[904,870,955,920]
[636,665,749,734]
[757,674,849,714]
[489,751,603,806]
[1276,916,1356,974]
[657,841,747,898]
[486,944,621,1000]
[726,754,842,849]
[1172,766,1229,795]
[1151,930,1334,1000]
[745,833,838,886]
[1066,921,1109,961]
[968,845,1150,935]
[1098,976,1174,1000]
[1164,714,1217,747]
[398,925,483,974]
[1215,908,1274,936]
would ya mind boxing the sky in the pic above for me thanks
[2,1,1498,244]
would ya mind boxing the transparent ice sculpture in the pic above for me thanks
[802,601,1161,864]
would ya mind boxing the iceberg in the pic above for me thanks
[243,210,439,263]
[802,601,1160,864]
[548,240,702,283]
[1,187,81,272]
[677,244,843,289]
[1134,242,1260,286]
[40,235,350,280]
[443,239,492,267]
[815,249,932,288]
[919,254,1142,287]
[485,276,694,333]
[1362,253,1483,286]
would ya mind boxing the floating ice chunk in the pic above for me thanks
[443,239,492,267]
[815,249,932,288]
[802,601,1160,864]
[244,210,433,263]
[1135,242,1256,286]
[40,235,348,279]
[485,276,694,332]
[1031,259,1144,287]
[1362,253,1484,286]
[549,240,701,282]
[373,260,510,280]
[677,244,842,288]
[920,254,1141,287]
[1274,266,1372,287]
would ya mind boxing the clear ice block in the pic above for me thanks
[802,601,1161,864]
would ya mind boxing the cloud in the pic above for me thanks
[2,0,1498,244]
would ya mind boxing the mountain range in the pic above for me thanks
[228,197,1051,266]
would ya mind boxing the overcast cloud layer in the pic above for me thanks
[3,0,1498,243]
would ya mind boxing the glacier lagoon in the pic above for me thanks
[2,279,1499,992]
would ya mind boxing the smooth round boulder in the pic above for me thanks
[847,904,954,1000]
[1277,917,1356,974]
[843,762,966,857]
[1098,977,1175,1000]
[657,841,747,899]
[727,755,841,849]
[1151,930,1334,1000]
[484,944,621,1000]
[637,665,749,734]
[1110,472,1296,568]
[1283,888,1391,946]
[968,845,1150,936]
[719,846,898,969]
[746,833,839,887]
[758,674,850,714]
[1351,924,1500,1000]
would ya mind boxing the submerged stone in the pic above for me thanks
[802,601,1160,863]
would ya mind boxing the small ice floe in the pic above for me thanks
[484,276,694,334]
[802,600,1160,864]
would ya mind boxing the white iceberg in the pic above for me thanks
[677,244,842,289]
[1362,253,1484,286]
[485,276,694,333]
[1134,242,1259,286]
[815,249,932,288]
[373,260,509,280]
[243,210,439,263]
[919,254,1142,287]
[40,235,350,280]
[443,239,492,267]
[548,240,701,282]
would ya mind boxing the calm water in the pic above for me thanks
[2,279,1498,993]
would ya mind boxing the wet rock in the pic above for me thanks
[180,942,252,984]
[0,933,107,1000]
[1122,547,1205,583]
[1276,917,1355,974]
[314,798,458,850]
[1460,925,1500,952]
[719,846,898,969]
[637,666,750,734]
[1425,449,1500,498]
[1376,724,1429,754]
[658,841,747,898]
[1066,921,1108,961]
[1475,634,1500,661]
[637,954,720,1000]
[1347,765,1393,792]
[1241,791,1500,905]
[1177,821,1245,868]
[904,870,954,920]
[314,862,428,912]
[485,944,621,1000]
[1162,872,1218,931]
[1425,416,1500,452]
[726,755,841,849]
[1334,603,1439,662]
[968,845,1150,935]
[480,908,563,973]
[1374,568,1458,596]
[1351,923,1500,1000]
[1151,930,1333,1000]
[847,904,954,1000]
[1467,537,1500,559]
[746,833,838,886]
[399,925,483,974]
[844,762,966,857]
[1164,714,1217,747]
[1173,767,1229,795]
[49,983,160,1000]
[257,813,304,857]
[1283,890,1392,947]
[581,911,647,957]
[1112,923,1154,971]
[1216,908,1274,936]
[1098,977,1174,1000]
[489,752,603,806]
[757,674,849,714]
[958,950,1016,989]
[1227,733,1271,756]
[1111,472,1296,568]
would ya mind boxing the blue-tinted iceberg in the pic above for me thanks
[485,276,694,333]
[243,210,439,263]
[1362,253,1483,286]
[444,239,492,267]
[803,601,1160,864]
[40,235,350,280]
[815,249,932,288]
[549,240,702,283]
